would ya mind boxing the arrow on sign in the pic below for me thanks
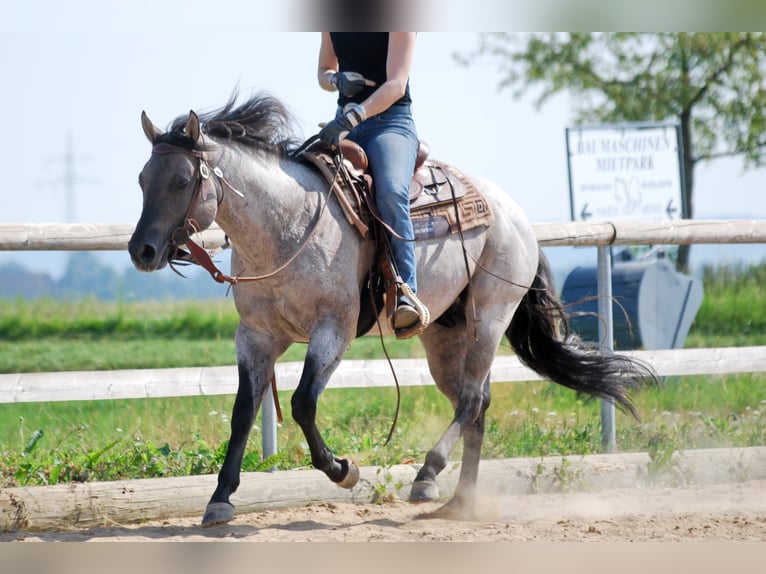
[580,203,592,221]
[666,199,678,219]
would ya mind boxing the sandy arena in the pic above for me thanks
[3,453,765,542]
[3,480,765,542]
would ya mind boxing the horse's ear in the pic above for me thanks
[141,111,163,143]
[185,110,201,143]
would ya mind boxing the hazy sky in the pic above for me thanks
[3,3,765,276]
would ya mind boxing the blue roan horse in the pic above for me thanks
[129,93,657,526]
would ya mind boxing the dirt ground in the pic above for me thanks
[5,478,765,542]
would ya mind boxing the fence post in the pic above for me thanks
[261,383,278,468]
[597,245,616,453]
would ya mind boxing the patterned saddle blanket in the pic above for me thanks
[408,159,494,240]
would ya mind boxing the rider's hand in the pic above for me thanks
[331,71,376,97]
[318,104,367,149]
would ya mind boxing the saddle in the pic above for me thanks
[299,139,494,337]
[301,139,494,241]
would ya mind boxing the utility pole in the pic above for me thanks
[64,133,76,223]
[40,132,95,222]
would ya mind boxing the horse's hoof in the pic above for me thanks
[201,502,235,527]
[336,458,360,489]
[409,479,439,502]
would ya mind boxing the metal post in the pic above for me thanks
[261,382,278,467]
[596,245,616,452]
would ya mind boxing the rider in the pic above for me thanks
[317,32,429,338]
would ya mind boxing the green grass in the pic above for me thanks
[2,374,763,487]
[0,262,764,487]
[0,296,430,372]
[686,261,766,346]
[0,297,240,341]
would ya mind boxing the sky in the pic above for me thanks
[3,2,765,280]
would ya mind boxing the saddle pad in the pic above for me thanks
[411,178,494,241]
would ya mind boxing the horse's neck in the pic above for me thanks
[213,148,327,259]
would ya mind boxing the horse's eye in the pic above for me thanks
[175,175,191,190]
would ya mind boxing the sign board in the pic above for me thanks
[566,123,686,222]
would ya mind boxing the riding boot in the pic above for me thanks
[379,251,429,339]
[393,281,430,339]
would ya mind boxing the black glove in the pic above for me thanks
[331,71,376,97]
[318,104,366,149]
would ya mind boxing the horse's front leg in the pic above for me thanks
[202,325,287,527]
[290,324,358,487]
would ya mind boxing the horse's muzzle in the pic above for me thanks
[128,233,171,272]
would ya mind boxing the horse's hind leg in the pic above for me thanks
[410,321,497,518]
[202,326,287,527]
[446,374,490,515]
[410,375,491,514]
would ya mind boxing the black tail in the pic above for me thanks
[507,250,658,419]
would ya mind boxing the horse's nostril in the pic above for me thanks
[140,245,156,262]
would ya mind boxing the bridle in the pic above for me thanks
[150,140,333,285]
[150,142,229,277]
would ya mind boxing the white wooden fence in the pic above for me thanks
[2,219,765,406]
[2,347,766,404]
[2,219,766,250]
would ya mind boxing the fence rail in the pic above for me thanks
[2,219,766,251]
[2,347,765,405]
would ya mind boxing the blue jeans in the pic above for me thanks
[345,104,419,294]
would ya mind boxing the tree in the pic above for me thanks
[466,33,766,270]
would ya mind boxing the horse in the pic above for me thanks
[129,93,657,526]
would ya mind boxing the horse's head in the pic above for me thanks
[128,110,219,272]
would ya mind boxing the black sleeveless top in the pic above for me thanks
[330,32,412,108]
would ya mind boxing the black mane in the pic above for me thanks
[161,92,302,154]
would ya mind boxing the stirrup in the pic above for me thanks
[392,282,430,339]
